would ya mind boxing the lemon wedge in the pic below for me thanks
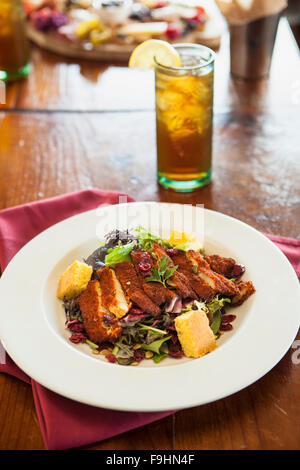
[128,39,181,69]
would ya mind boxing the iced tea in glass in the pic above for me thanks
[0,0,30,81]
[155,44,215,192]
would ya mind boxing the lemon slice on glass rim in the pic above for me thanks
[128,39,181,69]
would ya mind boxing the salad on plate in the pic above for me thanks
[57,227,255,365]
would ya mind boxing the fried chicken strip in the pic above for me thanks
[114,261,161,316]
[231,279,255,306]
[171,251,215,301]
[187,250,239,298]
[204,254,236,278]
[78,280,121,344]
[97,266,131,318]
[131,249,177,306]
[152,242,197,299]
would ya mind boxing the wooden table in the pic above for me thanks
[0,18,299,450]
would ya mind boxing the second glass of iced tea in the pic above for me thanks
[155,44,215,192]
[0,0,30,81]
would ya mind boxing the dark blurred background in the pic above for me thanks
[286,0,300,47]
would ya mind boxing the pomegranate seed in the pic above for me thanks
[105,353,117,363]
[221,314,236,324]
[220,324,233,332]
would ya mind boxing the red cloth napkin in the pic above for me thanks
[0,188,299,450]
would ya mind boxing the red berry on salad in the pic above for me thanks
[168,343,184,358]
[220,323,233,332]
[69,332,87,343]
[134,350,145,362]
[65,319,84,332]
[221,314,236,324]
[232,263,245,278]
[105,353,117,363]
[138,261,152,272]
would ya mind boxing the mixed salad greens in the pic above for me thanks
[62,226,237,366]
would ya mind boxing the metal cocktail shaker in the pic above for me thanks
[229,12,281,79]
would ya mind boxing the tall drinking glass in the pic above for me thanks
[155,44,215,192]
[0,0,30,81]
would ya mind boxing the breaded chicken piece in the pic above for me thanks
[231,279,255,306]
[141,278,177,307]
[131,249,177,306]
[187,250,210,270]
[152,242,197,299]
[114,261,161,316]
[197,266,239,297]
[172,251,215,301]
[78,280,121,344]
[204,254,236,278]
[187,250,239,298]
[97,266,131,318]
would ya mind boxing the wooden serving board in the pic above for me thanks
[27,24,134,61]
[27,14,225,61]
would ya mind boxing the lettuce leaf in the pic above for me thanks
[206,296,231,315]
[138,324,167,336]
[210,311,222,335]
[141,336,171,355]
[135,226,169,251]
[104,240,136,266]
[152,352,168,363]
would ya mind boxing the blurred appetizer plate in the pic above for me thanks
[0,202,299,411]
[26,0,225,61]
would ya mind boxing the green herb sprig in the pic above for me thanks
[146,255,178,288]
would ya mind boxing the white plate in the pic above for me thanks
[0,202,299,411]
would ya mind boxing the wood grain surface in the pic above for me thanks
[0,18,299,450]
